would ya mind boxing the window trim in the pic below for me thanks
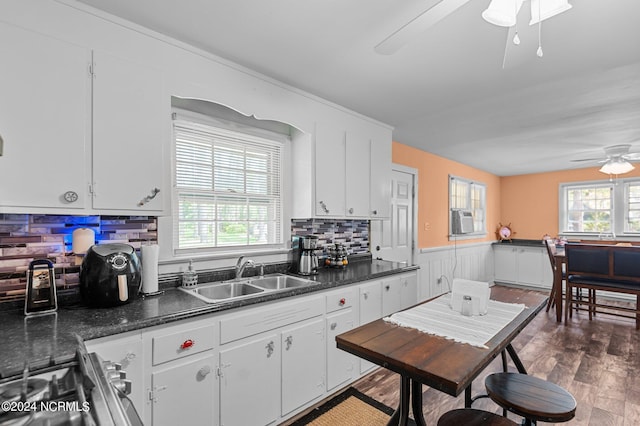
[558,177,640,238]
[448,174,487,240]
[171,109,288,256]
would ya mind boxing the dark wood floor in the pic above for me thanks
[353,292,640,426]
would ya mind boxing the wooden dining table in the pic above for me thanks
[336,286,547,426]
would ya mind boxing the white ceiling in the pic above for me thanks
[72,0,640,176]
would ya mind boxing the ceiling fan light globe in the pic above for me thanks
[529,0,573,25]
[482,0,524,27]
[599,160,635,175]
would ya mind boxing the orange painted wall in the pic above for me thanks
[392,142,501,248]
[391,141,640,247]
[500,167,640,239]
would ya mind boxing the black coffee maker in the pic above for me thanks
[79,243,141,307]
[292,235,319,275]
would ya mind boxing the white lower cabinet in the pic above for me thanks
[150,352,216,426]
[359,281,382,373]
[382,273,418,316]
[143,319,218,426]
[493,245,552,289]
[219,333,280,426]
[281,319,325,415]
[326,309,356,391]
[92,270,419,426]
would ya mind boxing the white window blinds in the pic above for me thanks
[173,118,283,251]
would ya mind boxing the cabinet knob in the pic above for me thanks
[372,210,378,215]
[363,292,369,300]
[330,322,337,330]
[197,365,212,379]
[63,191,79,203]
[385,285,390,291]
[319,200,329,213]
[339,298,346,306]
[180,339,194,350]
[348,207,354,214]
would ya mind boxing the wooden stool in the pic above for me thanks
[438,408,518,426]
[485,373,576,426]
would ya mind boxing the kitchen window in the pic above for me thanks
[449,175,486,238]
[172,112,284,252]
[559,178,640,236]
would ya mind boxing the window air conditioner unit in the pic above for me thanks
[452,210,474,234]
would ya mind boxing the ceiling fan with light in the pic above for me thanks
[374,0,572,56]
[571,145,640,175]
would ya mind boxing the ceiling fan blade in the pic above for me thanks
[374,0,473,55]
[570,158,603,162]
[622,153,640,161]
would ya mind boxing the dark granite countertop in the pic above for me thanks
[0,258,418,379]
[492,239,546,247]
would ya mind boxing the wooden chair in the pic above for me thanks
[485,373,576,426]
[543,237,560,312]
[544,237,596,317]
[438,408,517,426]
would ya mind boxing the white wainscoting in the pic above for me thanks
[416,241,494,302]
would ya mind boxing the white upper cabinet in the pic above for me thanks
[292,118,392,219]
[314,121,347,216]
[0,23,90,212]
[370,133,392,219]
[0,23,168,215]
[345,129,370,217]
[92,51,167,213]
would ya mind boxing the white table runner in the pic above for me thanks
[384,293,525,348]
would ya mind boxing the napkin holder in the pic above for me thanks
[450,278,490,316]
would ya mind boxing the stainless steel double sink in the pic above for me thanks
[178,273,317,304]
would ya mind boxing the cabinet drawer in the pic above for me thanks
[326,287,355,313]
[152,324,215,366]
[220,295,323,344]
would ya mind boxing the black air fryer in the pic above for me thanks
[80,243,141,307]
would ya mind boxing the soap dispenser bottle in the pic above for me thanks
[182,260,198,288]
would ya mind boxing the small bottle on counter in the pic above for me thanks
[461,295,473,317]
[182,260,198,288]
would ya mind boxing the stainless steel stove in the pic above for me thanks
[0,341,142,426]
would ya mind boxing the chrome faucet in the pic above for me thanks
[235,256,255,279]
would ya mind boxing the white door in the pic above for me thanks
[371,166,416,264]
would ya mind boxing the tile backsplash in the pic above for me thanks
[0,214,157,305]
[291,218,369,255]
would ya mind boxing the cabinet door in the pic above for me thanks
[369,134,392,219]
[151,352,216,426]
[0,23,89,211]
[92,51,166,212]
[399,274,418,310]
[326,309,356,391]
[382,277,403,316]
[85,334,145,415]
[359,281,382,373]
[345,130,370,217]
[517,247,544,286]
[281,319,325,415]
[219,334,280,426]
[314,122,345,216]
[494,246,518,283]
